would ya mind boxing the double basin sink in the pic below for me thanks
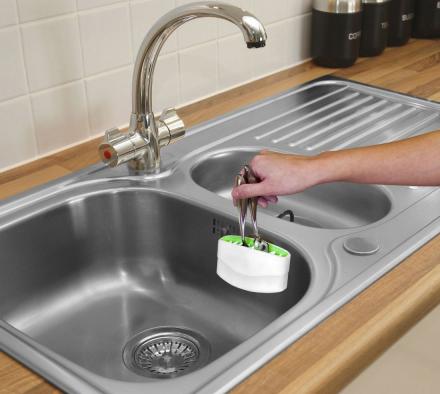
[1,77,440,393]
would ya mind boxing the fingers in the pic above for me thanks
[257,196,278,208]
[258,197,268,208]
[259,149,277,156]
[233,194,277,208]
[231,151,281,206]
[265,195,278,203]
[232,182,278,208]
[231,182,271,200]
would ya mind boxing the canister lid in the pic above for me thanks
[362,0,391,3]
[313,0,362,13]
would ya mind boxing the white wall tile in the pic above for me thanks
[130,0,176,58]
[17,0,76,23]
[253,0,287,24]
[176,0,217,49]
[31,82,90,154]
[85,67,131,135]
[0,0,312,171]
[79,4,132,76]
[0,0,18,28]
[287,0,313,17]
[218,0,253,38]
[179,41,217,103]
[152,53,180,113]
[21,16,83,92]
[178,18,217,49]
[0,97,37,168]
[218,34,252,90]
[0,28,27,101]
[77,0,125,10]
[251,22,287,78]
[285,14,311,66]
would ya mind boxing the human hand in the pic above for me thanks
[231,150,323,207]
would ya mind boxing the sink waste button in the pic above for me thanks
[343,237,380,256]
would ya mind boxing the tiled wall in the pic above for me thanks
[0,0,312,171]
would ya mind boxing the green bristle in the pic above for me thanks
[220,235,289,257]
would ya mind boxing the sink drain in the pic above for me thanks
[123,327,210,379]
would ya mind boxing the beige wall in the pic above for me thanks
[0,0,313,171]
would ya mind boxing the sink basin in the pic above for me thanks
[191,149,392,229]
[1,76,440,393]
[0,188,310,382]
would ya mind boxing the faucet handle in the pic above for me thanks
[99,127,148,167]
[104,127,126,144]
[157,108,186,147]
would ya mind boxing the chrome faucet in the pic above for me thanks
[98,1,267,172]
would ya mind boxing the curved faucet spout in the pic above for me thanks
[99,2,267,172]
[132,2,267,117]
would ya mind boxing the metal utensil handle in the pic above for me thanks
[234,173,247,245]
[249,197,259,238]
[242,165,260,239]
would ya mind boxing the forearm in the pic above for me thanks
[232,131,440,203]
[316,131,440,186]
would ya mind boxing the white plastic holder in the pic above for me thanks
[217,235,291,293]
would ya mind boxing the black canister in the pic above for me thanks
[388,0,415,46]
[413,0,440,38]
[360,0,391,56]
[312,0,363,68]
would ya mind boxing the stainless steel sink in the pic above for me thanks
[0,187,310,381]
[1,76,440,393]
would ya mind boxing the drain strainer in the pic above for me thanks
[123,327,211,379]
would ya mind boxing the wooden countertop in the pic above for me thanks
[1,39,440,393]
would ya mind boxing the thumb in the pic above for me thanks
[231,182,271,200]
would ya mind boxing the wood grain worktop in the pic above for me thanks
[1,39,440,393]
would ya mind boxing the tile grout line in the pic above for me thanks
[0,5,312,34]
[175,0,184,104]
[0,9,312,102]
[6,1,129,29]
[128,0,137,63]
[15,0,39,159]
[75,0,93,137]
[124,2,134,66]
